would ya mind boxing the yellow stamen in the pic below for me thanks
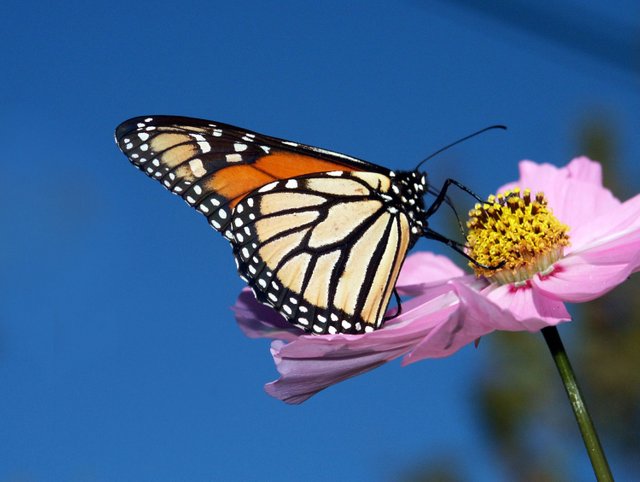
[466,188,570,285]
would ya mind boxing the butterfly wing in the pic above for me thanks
[230,171,412,334]
[116,116,417,334]
[115,116,386,238]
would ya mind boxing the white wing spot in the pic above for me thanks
[188,159,207,177]
[234,143,248,152]
[193,185,202,195]
[140,144,149,152]
[226,153,243,163]
[258,181,278,193]
[285,179,298,189]
[138,132,150,141]
[213,129,222,137]
[190,134,211,153]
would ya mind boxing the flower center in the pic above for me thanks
[466,188,570,285]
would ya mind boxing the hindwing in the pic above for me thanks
[229,171,412,334]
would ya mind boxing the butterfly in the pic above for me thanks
[115,115,475,335]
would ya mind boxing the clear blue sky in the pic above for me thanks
[1,1,638,481]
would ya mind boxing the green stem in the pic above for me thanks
[541,326,614,482]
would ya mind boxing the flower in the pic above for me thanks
[464,156,640,322]
[233,157,640,404]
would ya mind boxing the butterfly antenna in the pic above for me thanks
[415,125,507,171]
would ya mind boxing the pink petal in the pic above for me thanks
[497,158,620,230]
[568,193,640,255]
[396,252,465,296]
[265,339,409,404]
[566,156,603,184]
[480,283,570,330]
[264,293,461,404]
[533,250,640,303]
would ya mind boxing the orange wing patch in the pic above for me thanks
[206,152,357,207]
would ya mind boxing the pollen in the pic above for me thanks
[466,188,570,285]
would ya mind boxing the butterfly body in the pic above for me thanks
[116,116,432,334]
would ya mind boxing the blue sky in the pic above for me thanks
[1,1,638,480]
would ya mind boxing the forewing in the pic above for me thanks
[115,116,385,238]
[229,171,412,334]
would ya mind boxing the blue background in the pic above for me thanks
[1,1,638,480]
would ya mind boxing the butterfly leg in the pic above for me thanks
[424,227,504,270]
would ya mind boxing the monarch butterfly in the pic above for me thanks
[116,116,488,335]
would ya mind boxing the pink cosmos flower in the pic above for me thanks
[469,156,640,321]
[233,157,640,404]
